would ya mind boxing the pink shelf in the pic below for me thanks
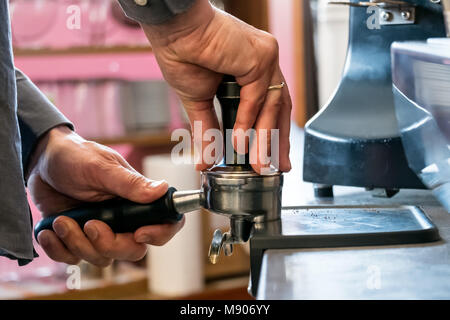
[14,50,163,82]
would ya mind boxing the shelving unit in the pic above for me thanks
[14,45,180,147]
[91,130,177,148]
[14,46,162,82]
[14,45,153,57]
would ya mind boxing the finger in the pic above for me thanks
[250,72,284,174]
[277,75,293,172]
[37,230,81,265]
[233,75,272,153]
[134,216,186,246]
[52,216,112,267]
[182,99,221,171]
[99,165,169,204]
[84,220,147,261]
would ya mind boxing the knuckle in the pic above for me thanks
[65,256,81,265]
[234,116,251,129]
[272,97,284,110]
[130,248,147,262]
[127,173,150,199]
[96,243,115,259]
[128,172,145,186]
[286,100,293,111]
[92,258,112,268]
[267,35,279,53]
[81,140,99,149]
[67,240,86,257]
[85,157,104,177]
[261,34,279,60]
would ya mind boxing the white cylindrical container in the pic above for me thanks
[443,0,450,37]
[317,0,350,108]
[143,154,204,297]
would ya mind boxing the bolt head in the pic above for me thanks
[381,11,392,21]
[401,11,411,20]
[134,0,148,6]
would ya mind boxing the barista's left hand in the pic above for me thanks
[140,1,292,174]
[27,125,185,267]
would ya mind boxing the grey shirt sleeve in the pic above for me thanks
[117,0,196,25]
[15,69,74,173]
[1,0,73,266]
[0,0,34,265]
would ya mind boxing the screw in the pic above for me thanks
[401,11,411,20]
[380,11,392,21]
[223,242,233,256]
[134,0,148,6]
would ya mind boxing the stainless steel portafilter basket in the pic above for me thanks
[202,164,283,263]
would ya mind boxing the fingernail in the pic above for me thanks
[85,225,98,241]
[148,180,167,189]
[136,233,152,243]
[53,220,68,238]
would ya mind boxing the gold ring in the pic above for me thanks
[268,82,285,90]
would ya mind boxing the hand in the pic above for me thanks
[141,0,292,174]
[28,126,185,267]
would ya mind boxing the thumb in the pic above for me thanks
[99,165,169,204]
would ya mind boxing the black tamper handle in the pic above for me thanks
[216,75,251,167]
[34,187,182,241]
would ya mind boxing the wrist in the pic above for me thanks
[26,125,74,179]
[141,0,214,46]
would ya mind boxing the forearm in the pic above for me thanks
[15,69,73,177]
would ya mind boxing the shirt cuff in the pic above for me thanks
[117,0,196,25]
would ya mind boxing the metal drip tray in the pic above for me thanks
[249,205,440,296]
[253,205,440,247]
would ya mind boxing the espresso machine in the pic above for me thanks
[303,0,445,198]
[34,0,449,298]
[249,0,448,296]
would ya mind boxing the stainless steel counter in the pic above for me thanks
[256,124,450,299]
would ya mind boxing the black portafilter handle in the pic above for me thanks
[33,187,182,241]
[216,75,251,168]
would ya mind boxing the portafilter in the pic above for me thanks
[34,75,283,264]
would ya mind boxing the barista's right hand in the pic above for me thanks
[30,126,185,267]
[140,0,292,174]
